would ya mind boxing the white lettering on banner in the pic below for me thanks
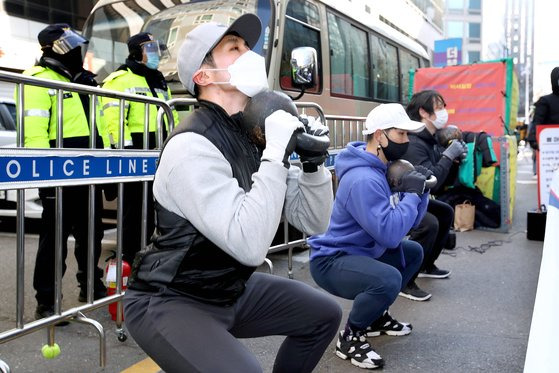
[0,156,157,184]
[32,160,39,177]
[6,160,20,178]
[83,159,90,175]
[63,160,74,176]
[129,159,136,173]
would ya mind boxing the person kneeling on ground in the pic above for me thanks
[123,14,342,373]
[398,90,460,301]
[309,103,428,370]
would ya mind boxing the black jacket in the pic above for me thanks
[527,67,559,148]
[402,128,455,194]
[128,101,262,306]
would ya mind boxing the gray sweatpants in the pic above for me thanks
[123,272,342,373]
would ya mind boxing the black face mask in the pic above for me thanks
[381,130,409,161]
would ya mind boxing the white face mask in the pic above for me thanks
[203,50,269,97]
[432,109,448,129]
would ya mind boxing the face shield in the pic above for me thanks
[142,40,170,60]
[51,29,88,55]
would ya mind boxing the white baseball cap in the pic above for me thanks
[177,14,262,95]
[362,103,424,135]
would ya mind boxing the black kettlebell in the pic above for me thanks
[436,125,463,148]
[386,159,437,191]
[242,90,330,155]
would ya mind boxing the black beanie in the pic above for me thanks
[38,23,72,48]
[127,32,154,61]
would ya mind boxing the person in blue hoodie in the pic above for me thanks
[309,103,429,370]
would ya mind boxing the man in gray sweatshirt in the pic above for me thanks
[123,14,342,373]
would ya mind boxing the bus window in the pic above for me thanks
[327,12,370,99]
[285,0,321,28]
[280,0,322,93]
[399,50,420,104]
[370,34,399,102]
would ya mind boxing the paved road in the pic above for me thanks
[0,145,543,372]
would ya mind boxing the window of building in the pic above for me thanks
[447,21,463,38]
[370,34,399,102]
[468,0,481,13]
[280,0,322,93]
[399,50,420,104]
[468,51,480,63]
[167,27,179,48]
[447,0,464,9]
[469,22,481,39]
[194,14,214,24]
[327,12,370,98]
[4,0,96,29]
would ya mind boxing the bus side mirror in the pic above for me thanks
[290,47,318,89]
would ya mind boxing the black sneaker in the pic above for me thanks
[78,287,107,303]
[365,310,412,337]
[35,304,69,327]
[335,330,384,369]
[417,265,451,279]
[399,282,432,301]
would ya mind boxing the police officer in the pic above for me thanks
[21,24,107,321]
[101,32,179,264]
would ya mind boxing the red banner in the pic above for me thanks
[413,63,506,136]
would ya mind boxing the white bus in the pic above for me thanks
[83,0,430,118]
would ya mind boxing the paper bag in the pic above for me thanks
[454,200,475,232]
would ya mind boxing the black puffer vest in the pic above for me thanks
[128,101,262,306]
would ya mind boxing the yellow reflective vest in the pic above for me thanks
[19,66,108,149]
[101,68,179,147]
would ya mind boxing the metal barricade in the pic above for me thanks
[477,136,513,233]
[0,70,175,372]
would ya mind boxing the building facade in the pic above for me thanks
[443,0,482,64]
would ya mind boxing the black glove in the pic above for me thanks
[297,115,330,172]
[458,140,468,161]
[442,139,467,161]
[414,165,433,179]
[399,170,426,195]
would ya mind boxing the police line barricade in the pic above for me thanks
[0,70,175,372]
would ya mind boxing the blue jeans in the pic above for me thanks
[310,240,423,330]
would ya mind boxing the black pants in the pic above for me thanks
[122,180,154,264]
[407,199,454,283]
[124,273,342,373]
[33,186,104,306]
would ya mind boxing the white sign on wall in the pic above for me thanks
[537,125,559,207]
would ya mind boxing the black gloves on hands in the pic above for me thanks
[413,165,433,180]
[443,139,467,162]
[400,170,427,196]
[458,140,468,161]
[297,115,330,173]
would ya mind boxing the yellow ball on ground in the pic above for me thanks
[41,343,61,359]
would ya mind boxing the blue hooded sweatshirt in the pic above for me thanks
[309,141,429,263]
